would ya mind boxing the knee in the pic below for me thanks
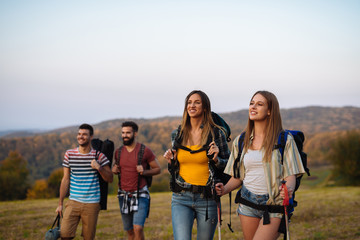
[127,229,135,237]
[133,225,144,234]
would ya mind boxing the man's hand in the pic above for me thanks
[91,159,100,170]
[112,164,120,174]
[55,205,63,217]
[136,165,144,175]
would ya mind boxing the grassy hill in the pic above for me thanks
[0,106,359,181]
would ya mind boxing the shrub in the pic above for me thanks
[329,131,360,186]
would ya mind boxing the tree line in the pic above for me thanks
[1,130,360,201]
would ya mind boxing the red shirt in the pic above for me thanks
[115,143,156,192]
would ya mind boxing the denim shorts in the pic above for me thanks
[118,196,150,231]
[237,185,282,219]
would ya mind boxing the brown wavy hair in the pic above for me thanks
[180,90,218,146]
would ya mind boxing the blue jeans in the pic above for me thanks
[118,196,150,231]
[171,191,218,240]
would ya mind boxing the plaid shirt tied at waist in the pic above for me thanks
[117,186,150,214]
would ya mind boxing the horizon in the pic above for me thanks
[1,104,358,133]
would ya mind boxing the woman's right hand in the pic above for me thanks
[215,182,225,196]
[163,149,176,164]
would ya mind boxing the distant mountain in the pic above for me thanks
[0,106,359,181]
[0,129,47,138]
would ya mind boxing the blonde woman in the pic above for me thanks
[216,90,305,240]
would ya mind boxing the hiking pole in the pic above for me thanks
[281,180,290,240]
[214,179,222,240]
[217,200,221,240]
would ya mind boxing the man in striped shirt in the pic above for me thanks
[56,123,113,240]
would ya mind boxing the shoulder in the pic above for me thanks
[142,143,154,154]
[65,148,78,155]
[140,143,156,161]
[231,134,242,148]
[212,126,226,138]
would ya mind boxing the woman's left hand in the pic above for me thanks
[208,141,219,162]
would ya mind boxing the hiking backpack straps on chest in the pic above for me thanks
[115,144,148,192]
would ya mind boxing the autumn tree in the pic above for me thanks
[26,179,51,199]
[0,151,29,200]
[329,131,360,186]
[47,168,63,197]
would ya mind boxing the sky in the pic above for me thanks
[0,0,359,131]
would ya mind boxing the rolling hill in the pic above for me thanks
[0,106,359,181]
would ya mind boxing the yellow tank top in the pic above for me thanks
[178,145,209,186]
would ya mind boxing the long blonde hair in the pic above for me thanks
[180,90,218,146]
[243,90,283,162]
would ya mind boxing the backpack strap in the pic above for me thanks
[274,130,287,165]
[115,146,124,189]
[233,132,245,178]
[137,144,146,200]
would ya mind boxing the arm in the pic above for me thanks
[280,175,296,199]
[215,176,242,196]
[99,164,113,183]
[138,158,161,176]
[56,167,70,217]
[91,159,113,183]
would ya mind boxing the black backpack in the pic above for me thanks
[211,112,231,142]
[91,138,114,210]
[233,130,310,234]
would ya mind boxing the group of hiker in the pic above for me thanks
[54,89,306,240]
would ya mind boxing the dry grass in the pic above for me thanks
[1,187,360,240]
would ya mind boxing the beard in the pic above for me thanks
[123,136,135,146]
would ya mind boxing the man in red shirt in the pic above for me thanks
[112,121,161,240]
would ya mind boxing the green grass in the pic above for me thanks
[1,167,359,239]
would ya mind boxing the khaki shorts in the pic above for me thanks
[61,200,100,240]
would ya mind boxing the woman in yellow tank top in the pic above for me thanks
[164,90,230,240]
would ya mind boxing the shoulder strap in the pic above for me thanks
[115,146,124,189]
[137,143,146,199]
[274,130,287,165]
[138,143,146,165]
[233,132,245,178]
[115,146,124,166]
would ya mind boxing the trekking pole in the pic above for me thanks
[214,179,222,240]
[217,200,221,240]
[281,180,290,240]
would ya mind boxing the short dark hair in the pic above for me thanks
[79,123,94,136]
[122,121,139,132]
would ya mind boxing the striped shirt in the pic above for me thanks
[224,132,305,206]
[63,148,110,204]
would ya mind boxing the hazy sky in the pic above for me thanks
[1,0,359,131]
